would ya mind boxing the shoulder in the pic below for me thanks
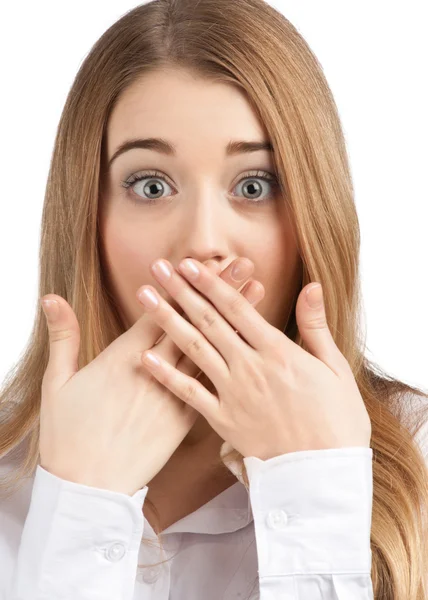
[0,445,35,596]
[0,438,36,523]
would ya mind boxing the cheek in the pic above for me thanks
[250,233,301,329]
[102,207,166,276]
[105,227,148,280]
[100,218,164,323]
[251,226,299,291]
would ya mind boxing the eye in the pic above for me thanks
[232,172,279,205]
[121,170,174,205]
[121,169,280,206]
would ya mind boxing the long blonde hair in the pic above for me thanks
[1,1,427,597]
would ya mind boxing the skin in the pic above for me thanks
[99,67,302,531]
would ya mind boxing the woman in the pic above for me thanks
[1,0,427,599]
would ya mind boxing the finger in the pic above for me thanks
[152,261,221,367]
[296,282,348,376]
[130,260,219,352]
[176,275,265,380]
[145,257,266,365]
[142,257,265,367]
[39,295,85,395]
[176,258,270,352]
[176,279,264,378]
[176,279,264,386]
[138,286,229,389]
[141,271,265,405]
[140,347,220,420]
[153,258,262,367]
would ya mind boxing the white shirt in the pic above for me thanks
[1,404,426,600]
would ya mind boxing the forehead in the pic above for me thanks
[106,68,270,158]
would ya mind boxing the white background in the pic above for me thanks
[0,1,427,392]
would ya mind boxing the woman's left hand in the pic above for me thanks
[137,257,372,460]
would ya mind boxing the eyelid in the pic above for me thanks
[120,168,280,207]
[121,168,277,189]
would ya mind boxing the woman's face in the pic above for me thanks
[99,66,302,366]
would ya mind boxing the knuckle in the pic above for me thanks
[304,314,327,330]
[48,328,75,343]
[197,306,217,333]
[183,380,197,404]
[185,335,204,359]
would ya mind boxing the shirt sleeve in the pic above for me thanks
[9,465,149,600]
[243,446,374,600]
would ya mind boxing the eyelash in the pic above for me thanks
[120,169,280,206]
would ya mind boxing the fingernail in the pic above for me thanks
[231,259,252,282]
[179,259,200,280]
[306,284,323,308]
[41,299,59,321]
[152,259,172,281]
[138,288,159,309]
[246,283,261,305]
[142,352,161,368]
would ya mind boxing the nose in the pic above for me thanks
[178,189,231,264]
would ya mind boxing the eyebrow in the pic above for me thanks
[108,137,273,168]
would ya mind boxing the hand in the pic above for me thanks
[39,258,264,496]
[138,258,372,461]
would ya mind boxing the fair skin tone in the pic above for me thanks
[99,67,302,532]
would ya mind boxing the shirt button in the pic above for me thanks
[105,541,127,562]
[266,509,288,529]
[143,564,162,583]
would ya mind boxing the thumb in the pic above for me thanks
[40,295,81,390]
[295,283,343,374]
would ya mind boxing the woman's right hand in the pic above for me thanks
[39,258,265,496]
